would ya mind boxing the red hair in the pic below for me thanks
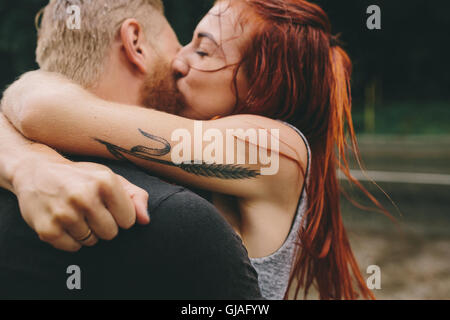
[222,0,391,299]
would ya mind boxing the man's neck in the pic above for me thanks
[88,52,144,107]
[89,73,143,107]
[89,82,141,107]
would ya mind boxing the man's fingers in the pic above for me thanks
[134,198,150,225]
[64,218,98,247]
[78,232,98,247]
[85,204,119,241]
[118,175,150,225]
[51,232,83,252]
[34,220,82,252]
[99,175,136,229]
[130,188,150,225]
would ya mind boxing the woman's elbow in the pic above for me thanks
[15,91,52,139]
[1,73,47,135]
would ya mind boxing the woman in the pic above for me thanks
[3,0,385,300]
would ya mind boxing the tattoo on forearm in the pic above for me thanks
[93,129,260,180]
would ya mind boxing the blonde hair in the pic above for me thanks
[36,0,165,87]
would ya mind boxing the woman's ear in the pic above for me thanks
[120,19,149,74]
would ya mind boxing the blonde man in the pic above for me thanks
[0,0,262,299]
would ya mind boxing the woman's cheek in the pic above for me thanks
[183,69,237,118]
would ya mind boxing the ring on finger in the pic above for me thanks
[76,228,93,243]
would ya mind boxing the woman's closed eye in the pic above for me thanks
[196,50,209,57]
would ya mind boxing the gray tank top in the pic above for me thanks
[249,123,311,300]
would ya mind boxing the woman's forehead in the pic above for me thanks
[197,2,245,45]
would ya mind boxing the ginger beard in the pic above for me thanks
[140,58,185,115]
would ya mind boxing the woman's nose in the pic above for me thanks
[172,56,189,79]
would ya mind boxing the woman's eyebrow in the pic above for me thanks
[197,32,219,47]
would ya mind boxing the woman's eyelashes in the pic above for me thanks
[196,50,209,57]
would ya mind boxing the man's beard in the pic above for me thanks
[140,59,185,116]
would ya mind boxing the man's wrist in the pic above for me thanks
[9,144,68,195]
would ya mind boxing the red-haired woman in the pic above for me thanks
[2,0,384,299]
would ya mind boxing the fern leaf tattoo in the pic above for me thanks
[178,162,259,179]
[93,129,260,180]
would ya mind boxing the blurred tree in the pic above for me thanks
[164,0,213,45]
[0,0,45,91]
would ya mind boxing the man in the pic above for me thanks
[0,0,262,299]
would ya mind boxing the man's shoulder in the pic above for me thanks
[70,156,196,212]
[100,159,233,234]
[90,157,244,249]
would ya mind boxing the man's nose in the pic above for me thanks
[172,56,189,79]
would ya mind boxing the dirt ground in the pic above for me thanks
[349,227,450,299]
[289,136,450,300]
[288,202,450,300]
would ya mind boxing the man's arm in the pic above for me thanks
[0,113,151,251]
[0,167,263,299]
[87,177,264,299]
[83,157,262,299]
[150,190,264,299]
[0,113,65,193]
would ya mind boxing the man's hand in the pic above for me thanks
[12,156,150,252]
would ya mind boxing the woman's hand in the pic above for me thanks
[12,156,150,252]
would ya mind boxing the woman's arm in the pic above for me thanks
[3,71,307,204]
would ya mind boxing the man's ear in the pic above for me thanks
[120,19,150,74]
